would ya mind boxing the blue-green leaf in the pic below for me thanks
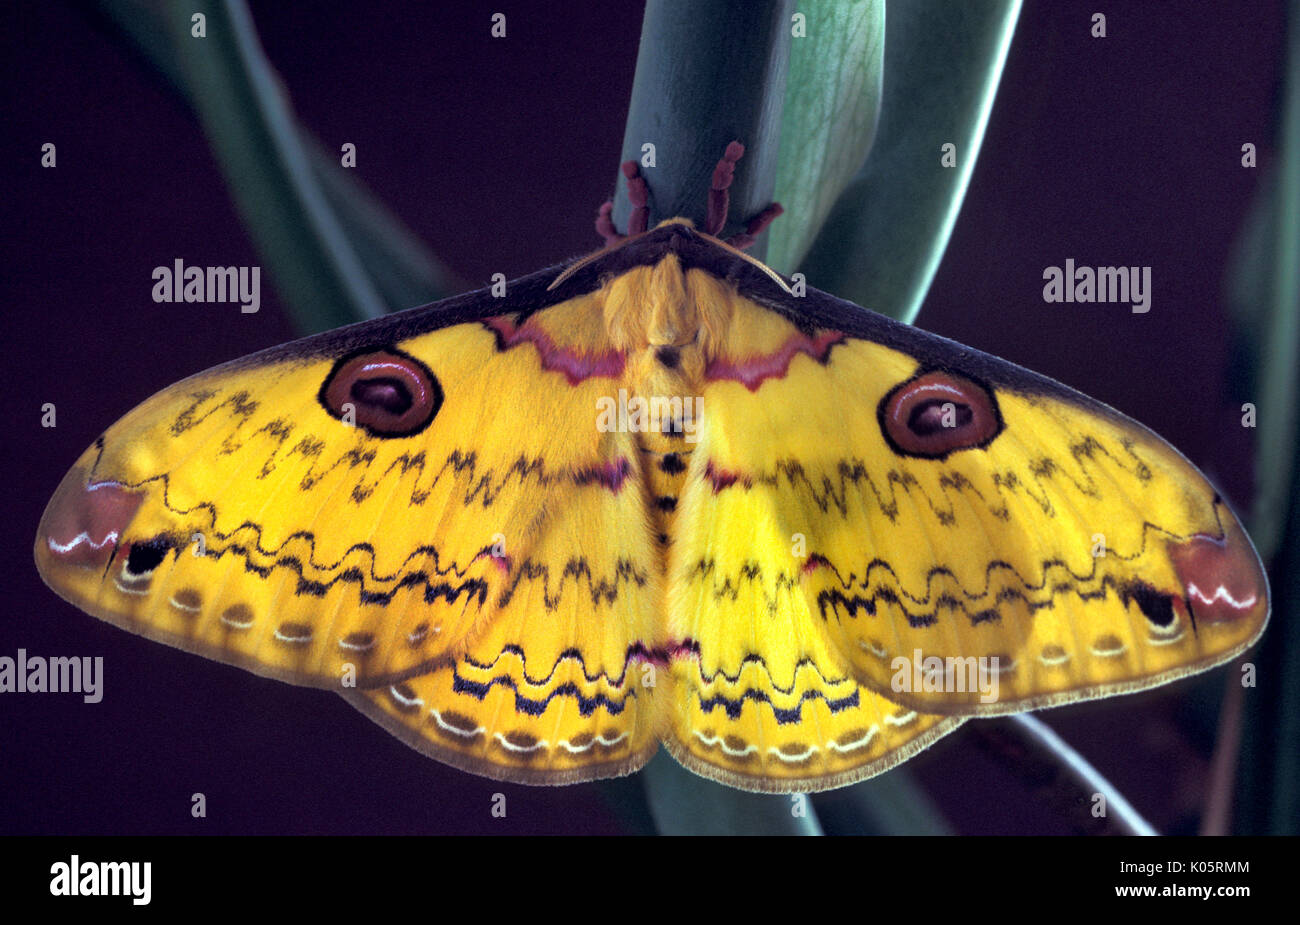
[612,0,795,257]
[1229,6,1300,837]
[642,752,824,835]
[94,0,461,320]
[166,1,388,332]
[768,0,885,275]
[797,0,1022,323]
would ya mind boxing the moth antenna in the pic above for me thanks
[548,240,622,291]
[706,234,794,295]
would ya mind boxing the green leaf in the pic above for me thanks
[797,0,1022,323]
[612,0,796,258]
[166,1,388,332]
[812,766,952,835]
[1226,170,1300,564]
[642,752,824,835]
[767,0,885,275]
[620,0,962,836]
[88,0,461,329]
[1230,6,1300,837]
[1259,500,1300,834]
[300,133,463,314]
[1242,95,1300,561]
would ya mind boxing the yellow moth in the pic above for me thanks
[35,144,1268,792]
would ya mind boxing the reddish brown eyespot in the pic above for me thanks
[319,348,442,437]
[878,370,1003,459]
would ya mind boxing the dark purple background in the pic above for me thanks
[1,1,1285,834]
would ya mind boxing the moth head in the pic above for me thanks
[602,254,735,392]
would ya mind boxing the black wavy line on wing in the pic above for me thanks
[452,645,855,726]
[159,538,649,609]
[462,639,699,689]
[691,652,854,692]
[462,645,633,689]
[451,647,861,729]
[209,543,491,607]
[817,573,1155,629]
[689,558,1190,632]
[164,386,606,508]
[695,685,860,724]
[167,388,256,436]
[160,387,1155,524]
[687,500,1230,614]
[710,436,1152,524]
[193,528,480,584]
[451,665,636,717]
[496,557,650,609]
[86,442,652,607]
[87,442,480,579]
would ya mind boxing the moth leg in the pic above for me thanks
[595,160,651,243]
[594,141,782,248]
[594,200,623,244]
[724,202,785,251]
[706,141,783,249]
[704,140,745,235]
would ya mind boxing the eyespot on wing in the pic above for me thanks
[877,370,1003,459]
[319,348,443,437]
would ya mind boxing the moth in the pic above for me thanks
[35,144,1269,793]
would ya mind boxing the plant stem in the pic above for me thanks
[974,714,1157,836]
[611,0,795,257]
[169,0,387,332]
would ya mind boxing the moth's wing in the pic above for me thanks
[655,274,960,794]
[667,272,1267,791]
[339,443,663,784]
[664,633,964,794]
[36,269,666,784]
